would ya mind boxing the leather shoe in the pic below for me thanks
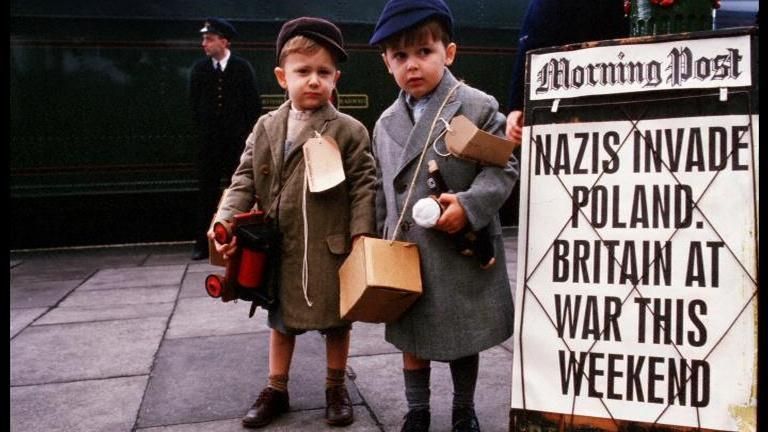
[242,387,290,428]
[401,408,430,432]
[452,407,480,432]
[325,385,354,426]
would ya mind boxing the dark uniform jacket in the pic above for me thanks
[190,54,261,138]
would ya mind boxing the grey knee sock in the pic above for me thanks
[449,354,479,410]
[403,367,431,412]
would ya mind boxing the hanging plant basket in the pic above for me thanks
[627,0,721,36]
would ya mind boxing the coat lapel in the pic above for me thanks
[263,100,291,177]
[283,102,339,166]
[393,69,462,179]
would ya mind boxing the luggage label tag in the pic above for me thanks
[444,115,517,167]
[303,131,345,192]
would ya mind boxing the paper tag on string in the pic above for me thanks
[444,115,517,167]
[303,133,345,192]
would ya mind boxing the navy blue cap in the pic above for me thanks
[369,0,454,45]
[200,18,238,40]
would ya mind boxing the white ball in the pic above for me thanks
[412,198,442,228]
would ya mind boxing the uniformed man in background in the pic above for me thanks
[189,17,261,260]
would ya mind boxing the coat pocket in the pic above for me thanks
[326,233,351,255]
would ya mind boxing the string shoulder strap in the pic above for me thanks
[389,81,463,243]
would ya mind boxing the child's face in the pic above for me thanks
[381,34,456,100]
[274,48,340,111]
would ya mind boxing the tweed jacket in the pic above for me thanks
[216,101,376,330]
[372,69,518,361]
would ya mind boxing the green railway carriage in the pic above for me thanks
[10,0,530,249]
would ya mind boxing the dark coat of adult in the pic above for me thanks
[189,54,261,242]
[508,0,628,111]
[189,54,261,139]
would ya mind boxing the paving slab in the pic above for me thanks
[474,346,515,431]
[500,335,516,354]
[180,270,217,299]
[11,376,148,432]
[8,232,520,432]
[142,243,197,266]
[10,316,167,386]
[166,296,269,339]
[10,307,48,338]
[79,265,186,291]
[36,302,175,325]
[10,246,150,271]
[348,346,513,432]
[187,260,223,274]
[58,285,178,308]
[347,353,406,432]
[349,322,399,357]
[136,407,380,432]
[10,267,94,284]
[10,279,82,309]
[137,331,362,428]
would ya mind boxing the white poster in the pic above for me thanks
[511,115,758,431]
[529,35,752,100]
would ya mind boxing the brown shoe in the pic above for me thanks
[325,385,354,426]
[242,387,290,428]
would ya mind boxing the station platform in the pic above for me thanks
[10,229,519,431]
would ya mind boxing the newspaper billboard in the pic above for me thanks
[511,29,758,431]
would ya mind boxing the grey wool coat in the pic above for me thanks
[216,101,377,331]
[372,69,518,361]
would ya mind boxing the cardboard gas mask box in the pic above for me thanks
[339,236,422,323]
[445,115,518,167]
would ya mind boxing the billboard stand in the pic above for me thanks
[510,27,758,432]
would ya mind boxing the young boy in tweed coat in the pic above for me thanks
[211,17,376,429]
[369,0,519,430]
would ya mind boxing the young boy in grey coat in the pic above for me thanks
[211,17,376,429]
[369,0,518,431]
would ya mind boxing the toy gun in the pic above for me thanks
[205,210,281,317]
[412,160,496,269]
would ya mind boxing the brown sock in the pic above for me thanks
[268,374,289,393]
[326,367,346,388]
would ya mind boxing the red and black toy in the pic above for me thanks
[205,210,280,316]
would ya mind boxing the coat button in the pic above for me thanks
[259,164,270,175]
[401,220,412,232]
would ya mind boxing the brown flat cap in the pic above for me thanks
[276,17,348,63]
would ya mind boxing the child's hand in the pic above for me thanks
[434,193,468,234]
[218,236,239,259]
[208,227,239,259]
[506,110,523,145]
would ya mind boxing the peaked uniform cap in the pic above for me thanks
[200,17,238,40]
[369,0,454,45]
[276,17,348,63]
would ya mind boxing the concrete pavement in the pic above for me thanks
[10,229,518,432]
